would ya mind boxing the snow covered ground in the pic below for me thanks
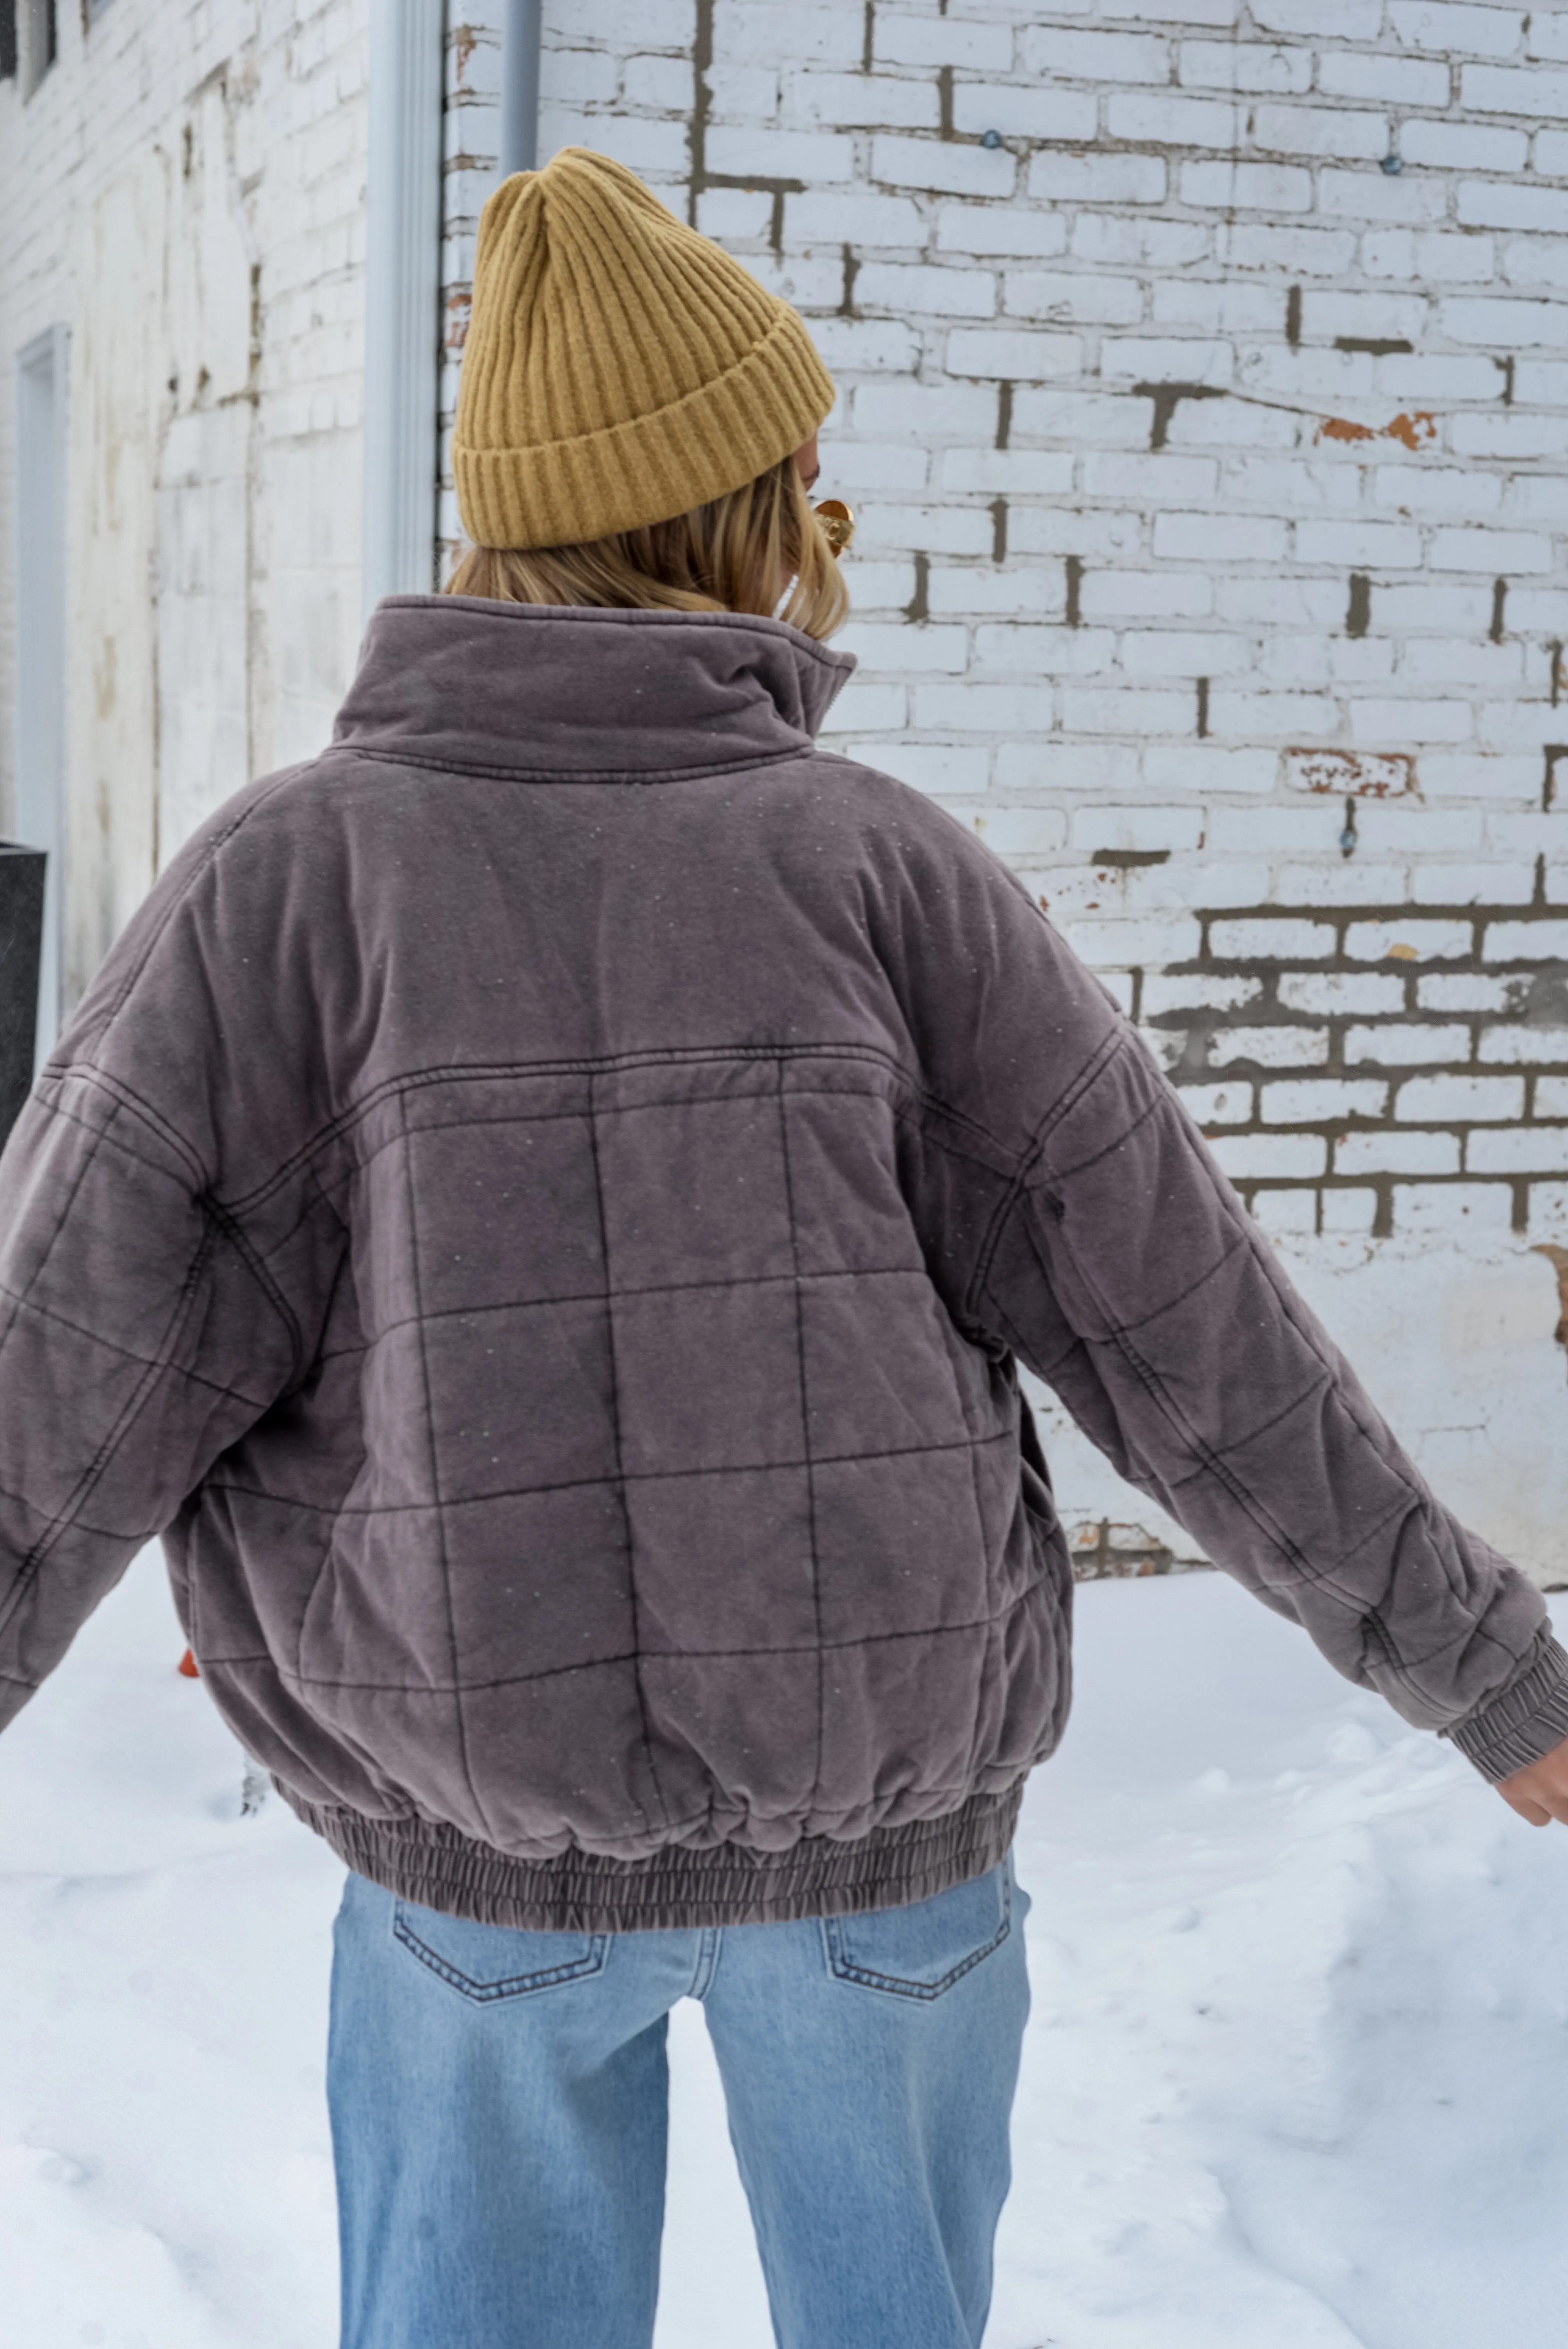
[1,1555,1564,2349]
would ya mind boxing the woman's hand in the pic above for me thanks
[1497,1736,1568,1826]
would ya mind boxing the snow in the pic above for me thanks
[1,1556,1565,2348]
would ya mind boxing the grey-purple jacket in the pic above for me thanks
[0,596,1563,1931]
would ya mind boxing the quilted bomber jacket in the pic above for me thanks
[1,595,1565,1932]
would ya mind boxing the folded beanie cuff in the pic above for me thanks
[455,303,836,552]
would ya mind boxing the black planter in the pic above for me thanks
[0,844,46,1148]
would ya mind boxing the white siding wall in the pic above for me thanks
[0,0,369,998]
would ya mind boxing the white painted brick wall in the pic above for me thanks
[0,0,369,995]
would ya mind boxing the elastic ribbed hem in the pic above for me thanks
[1446,1628,1568,1782]
[275,1782,1026,1932]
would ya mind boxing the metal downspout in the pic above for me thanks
[499,0,543,178]
[360,0,445,618]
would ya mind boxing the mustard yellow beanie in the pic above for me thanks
[453,149,837,552]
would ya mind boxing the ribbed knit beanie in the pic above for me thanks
[453,149,837,552]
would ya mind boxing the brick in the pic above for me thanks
[1154,512,1289,563]
[1060,688,1198,737]
[808,318,922,372]
[1067,804,1206,854]
[789,71,939,131]
[1211,1024,1333,1071]
[1349,698,1475,746]
[1100,337,1233,387]
[1531,12,1568,57]
[1253,1189,1320,1234]
[873,136,1016,199]
[1180,1082,1256,1126]
[855,262,996,318]
[839,621,967,673]
[1468,1126,1568,1171]
[912,682,1053,732]
[1061,914,1205,965]
[1005,272,1146,326]
[1527,1182,1568,1236]
[873,12,1015,70]
[1080,570,1215,620]
[850,743,989,798]
[715,4,859,64]
[1318,169,1452,224]
[1392,1182,1515,1230]
[1083,454,1218,503]
[1180,160,1314,212]
[1072,218,1213,271]
[1321,1187,1380,1231]
[1106,92,1244,148]
[1410,863,1537,907]
[936,205,1068,258]
[930,568,1068,616]
[785,192,928,248]
[1153,280,1286,334]
[1363,228,1497,282]
[1397,1073,1525,1120]
[1345,918,1474,962]
[1485,920,1568,960]
[1179,39,1313,93]
[1540,1077,1568,1112]
[838,559,919,609]
[1008,508,1143,559]
[1345,1022,1473,1064]
[1280,973,1406,1016]
[1479,1028,1568,1064]
[1252,104,1391,162]
[1390,2,1525,54]
[1263,1078,1389,1123]
[1319,50,1452,105]
[1100,0,1239,20]
[951,86,1098,143]
[1207,690,1341,737]
[939,449,1076,497]
[995,742,1133,794]
[852,380,998,439]
[1457,180,1568,235]
[1276,862,1410,908]
[1338,1131,1463,1173]
[1401,119,1529,171]
[1144,974,1264,1015]
[1440,295,1568,348]
[1209,1132,1329,1179]
[1143,745,1278,793]
[1463,62,1568,113]
[1010,387,1152,447]
[1372,467,1502,517]
[946,328,1083,378]
[825,679,908,732]
[1028,154,1169,206]
[965,807,1070,859]
[1121,629,1251,676]
[1294,520,1424,569]
[707,63,782,115]
[707,125,854,181]
[1211,917,1338,961]
[1020,26,1172,83]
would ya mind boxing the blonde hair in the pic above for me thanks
[444,454,848,642]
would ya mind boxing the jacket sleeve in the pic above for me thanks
[0,776,340,1733]
[0,1063,307,1730]
[971,1011,1568,1785]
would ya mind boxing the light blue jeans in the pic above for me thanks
[327,1857,1031,2349]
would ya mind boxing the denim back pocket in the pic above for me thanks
[392,1902,610,2004]
[822,1863,1012,2001]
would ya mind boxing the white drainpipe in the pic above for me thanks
[360,0,445,619]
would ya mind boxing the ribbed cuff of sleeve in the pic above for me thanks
[1446,1629,1568,1783]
